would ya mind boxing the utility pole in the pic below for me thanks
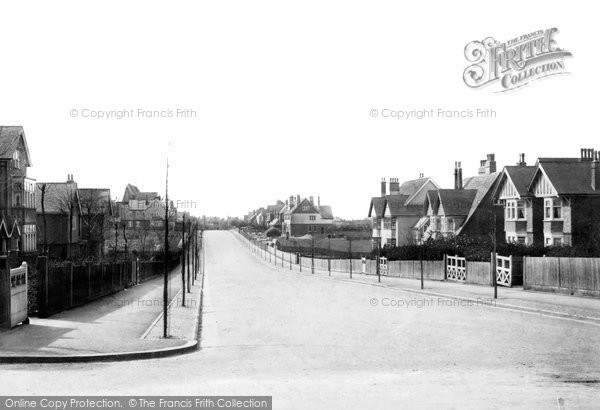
[187,220,191,293]
[376,237,381,283]
[181,213,186,307]
[163,159,170,338]
[493,212,498,299]
[420,245,424,290]
[349,238,352,279]
[311,235,315,274]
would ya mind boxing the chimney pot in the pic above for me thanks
[380,178,386,196]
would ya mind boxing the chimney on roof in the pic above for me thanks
[318,196,320,207]
[581,148,595,162]
[517,153,526,166]
[592,151,600,191]
[478,153,497,175]
[289,195,294,207]
[296,194,301,204]
[389,178,400,195]
[380,178,386,196]
[419,172,424,178]
[67,174,74,183]
[309,196,314,204]
[454,162,463,190]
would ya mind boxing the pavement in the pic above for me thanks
[2,230,600,408]
[236,231,600,326]
[0,264,203,362]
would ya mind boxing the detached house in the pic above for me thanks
[526,148,600,247]
[418,154,503,243]
[282,195,334,238]
[0,126,36,253]
[369,175,439,247]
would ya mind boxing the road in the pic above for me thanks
[2,231,600,408]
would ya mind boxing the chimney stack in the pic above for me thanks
[419,172,424,178]
[389,178,400,195]
[318,196,321,207]
[309,196,314,204]
[297,194,301,204]
[592,151,599,191]
[517,153,526,166]
[454,162,463,190]
[581,148,595,162]
[381,178,386,196]
[289,195,294,207]
[478,153,497,175]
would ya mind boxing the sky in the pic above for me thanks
[0,1,597,219]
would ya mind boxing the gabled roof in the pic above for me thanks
[382,194,422,216]
[290,199,319,214]
[400,177,440,205]
[368,197,386,217]
[494,166,537,199]
[35,182,82,214]
[460,172,501,223]
[0,125,32,166]
[528,158,600,195]
[122,183,160,202]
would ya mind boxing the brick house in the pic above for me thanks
[282,195,333,238]
[526,148,600,247]
[36,175,83,258]
[418,155,503,243]
[369,176,439,247]
[0,126,37,253]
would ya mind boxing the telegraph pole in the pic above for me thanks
[163,159,170,338]
[349,238,352,279]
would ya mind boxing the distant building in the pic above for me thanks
[36,175,83,258]
[369,176,439,247]
[282,195,334,237]
[0,126,36,253]
[79,188,113,257]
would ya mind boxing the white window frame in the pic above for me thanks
[544,198,562,221]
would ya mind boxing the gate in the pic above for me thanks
[446,255,466,282]
[10,262,28,327]
[496,255,512,287]
[380,257,388,276]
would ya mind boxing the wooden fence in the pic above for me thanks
[37,258,180,318]
[523,257,600,297]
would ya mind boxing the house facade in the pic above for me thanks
[369,176,439,247]
[493,154,543,246]
[282,195,333,237]
[526,149,600,247]
[0,126,37,253]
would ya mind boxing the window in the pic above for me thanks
[12,151,20,168]
[553,238,562,246]
[309,215,316,221]
[545,198,562,220]
[391,218,396,229]
[383,218,391,229]
[516,201,525,219]
[517,236,526,244]
[302,205,310,211]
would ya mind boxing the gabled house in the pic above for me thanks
[0,126,36,253]
[266,201,285,228]
[526,148,600,247]
[282,195,334,238]
[493,154,542,245]
[368,175,439,247]
[36,175,83,258]
[418,155,503,243]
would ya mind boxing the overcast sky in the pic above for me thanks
[0,1,596,219]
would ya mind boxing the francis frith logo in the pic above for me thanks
[463,28,572,92]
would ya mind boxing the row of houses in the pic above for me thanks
[0,125,182,259]
[244,195,334,237]
[369,149,600,249]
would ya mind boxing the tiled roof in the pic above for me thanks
[397,177,430,196]
[318,205,334,219]
[0,125,31,165]
[383,194,422,216]
[532,158,600,195]
[368,197,386,217]
[437,189,477,216]
[503,166,537,197]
